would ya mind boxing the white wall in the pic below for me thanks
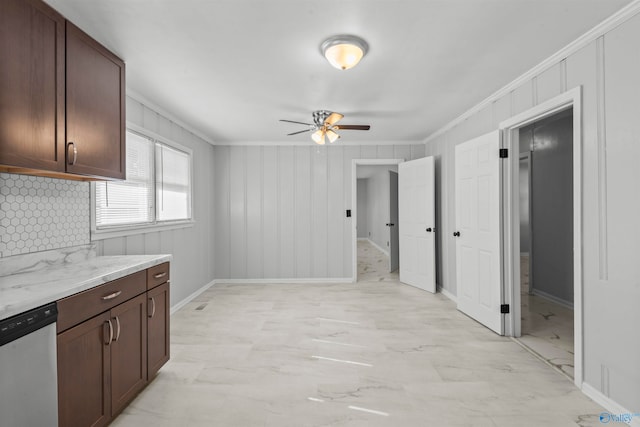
[356,179,368,238]
[214,144,424,279]
[96,96,216,306]
[424,11,640,413]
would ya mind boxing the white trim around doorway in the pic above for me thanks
[499,86,583,388]
[351,159,405,283]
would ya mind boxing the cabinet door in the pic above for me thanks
[148,282,170,378]
[0,0,65,172]
[57,311,112,427]
[110,293,147,416]
[65,21,125,180]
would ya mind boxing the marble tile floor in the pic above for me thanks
[518,255,575,379]
[112,262,602,426]
[357,239,398,282]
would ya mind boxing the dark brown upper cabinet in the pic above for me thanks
[65,22,125,180]
[0,0,66,173]
[0,0,125,181]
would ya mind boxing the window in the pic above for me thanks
[92,128,193,237]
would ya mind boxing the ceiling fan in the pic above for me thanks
[280,110,370,145]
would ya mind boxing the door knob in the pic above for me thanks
[453,231,461,237]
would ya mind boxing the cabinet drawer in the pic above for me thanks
[57,271,146,333]
[147,263,170,290]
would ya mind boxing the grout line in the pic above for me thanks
[510,337,574,383]
[316,317,360,325]
[312,339,367,348]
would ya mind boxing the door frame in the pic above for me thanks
[499,87,583,387]
[351,159,404,282]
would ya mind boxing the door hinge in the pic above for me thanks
[499,148,508,158]
[500,304,510,314]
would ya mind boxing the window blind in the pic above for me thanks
[156,144,191,221]
[95,132,154,227]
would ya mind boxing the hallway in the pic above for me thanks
[111,262,604,426]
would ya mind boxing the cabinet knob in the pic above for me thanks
[453,231,461,237]
[67,142,77,165]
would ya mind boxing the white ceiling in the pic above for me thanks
[46,0,631,145]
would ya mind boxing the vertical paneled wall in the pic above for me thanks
[214,144,424,280]
[96,96,216,306]
[424,13,640,412]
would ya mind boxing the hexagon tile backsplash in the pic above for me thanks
[0,173,90,257]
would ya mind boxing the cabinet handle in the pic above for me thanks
[153,272,167,279]
[149,297,156,318]
[104,320,113,346]
[114,316,121,342]
[101,290,122,300]
[67,142,77,165]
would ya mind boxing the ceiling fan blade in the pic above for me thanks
[287,129,312,136]
[280,119,313,126]
[336,125,370,131]
[325,112,344,126]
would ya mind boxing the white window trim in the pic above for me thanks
[90,122,195,240]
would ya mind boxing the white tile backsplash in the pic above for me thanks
[0,173,90,257]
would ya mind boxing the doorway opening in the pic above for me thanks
[518,109,575,379]
[351,159,403,283]
[500,87,583,387]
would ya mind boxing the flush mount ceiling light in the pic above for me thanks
[320,34,369,70]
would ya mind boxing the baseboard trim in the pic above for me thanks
[170,279,216,315]
[531,288,574,309]
[366,238,390,257]
[582,382,640,427]
[214,278,353,285]
[440,287,457,304]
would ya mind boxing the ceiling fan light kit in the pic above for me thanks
[321,34,369,70]
[280,110,370,145]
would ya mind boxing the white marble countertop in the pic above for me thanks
[0,254,171,321]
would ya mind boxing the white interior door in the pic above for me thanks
[399,156,435,293]
[389,171,399,273]
[454,130,503,334]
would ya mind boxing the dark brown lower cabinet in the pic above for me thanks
[57,265,170,427]
[57,312,111,427]
[147,282,170,379]
[110,293,147,416]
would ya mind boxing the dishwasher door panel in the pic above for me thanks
[0,323,58,426]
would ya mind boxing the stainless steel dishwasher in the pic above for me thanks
[0,302,58,426]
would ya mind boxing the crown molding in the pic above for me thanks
[214,139,424,147]
[424,0,640,144]
[125,89,217,146]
